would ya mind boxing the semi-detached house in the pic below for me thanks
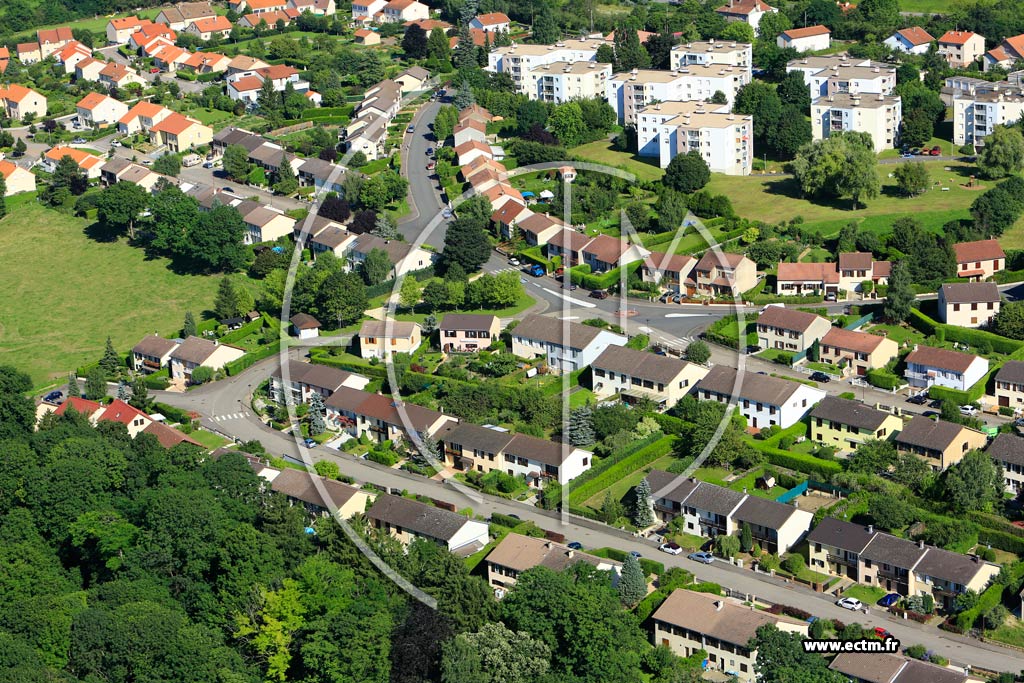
[268,359,369,404]
[937,282,1000,328]
[590,345,708,410]
[486,533,621,592]
[830,652,969,683]
[695,365,826,429]
[324,387,456,444]
[131,335,181,374]
[646,469,813,553]
[438,421,593,487]
[995,360,1024,412]
[806,517,1000,610]
[168,336,246,383]
[438,313,500,353]
[987,432,1024,495]
[809,396,904,454]
[755,306,832,354]
[819,326,899,377]
[367,494,489,554]
[510,314,627,374]
[893,415,987,471]
[903,345,988,392]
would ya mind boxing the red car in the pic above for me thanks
[929,145,941,156]
[150,67,160,73]
[425,161,436,170]
[874,627,893,640]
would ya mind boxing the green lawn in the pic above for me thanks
[862,322,924,346]
[705,161,981,228]
[757,348,794,365]
[0,204,229,388]
[393,290,537,323]
[842,584,887,605]
[582,453,679,509]
[726,468,789,499]
[570,140,665,183]
[693,466,733,487]
[188,429,232,450]
[986,618,1024,649]
[181,107,237,127]
[898,0,949,13]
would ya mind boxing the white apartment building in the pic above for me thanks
[607,65,749,125]
[486,39,606,96]
[786,56,894,99]
[953,86,1024,146]
[524,60,612,103]
[810,92,902,152]
[670,40,752,71]
[636,101,752,173]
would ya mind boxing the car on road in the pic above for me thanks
[959,404,979,417]
[442,208,453,219]
[110,139,121,147]
[877,593,901,608]
[659,542,683,555]
[836,597,864,611]
[508,257,520,266]
[72,137,86,144]
[629,550,642,558]
[223,186,234,192]
[426,147,434,156]
[809,371,831,383]
[589,289,608,299]
[567,542,583,550]
[562,282,578,291]
[900,152,914,158]
[406,124,415,133]
[426,161,436,170]
[43,390,63,404]
[907,393,928,405]
[873,627,894,640]
[688,551,714,564]
[142,159,152,165]
[303,438,316,447]
[150,67,160,73]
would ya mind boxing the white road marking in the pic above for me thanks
[541,288,597,308]
[558,316,580,320]
[664,313,712,318]
[638,326,651,332]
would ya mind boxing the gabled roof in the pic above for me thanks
[367,494,474,541]
[954,238,1005,263]
[99,62,134,81]
[694,250,748,271]
[143,421,203,448]
[473,11,510,26]
[592,345,694,384]
[38,27,73,44]
[77,91,116,111]
[996,360,1024,385]
[133,334,179,357]
[271,360,358,393]
[645,252,695,274]
[0,159,28,180]
[151,112,202,136]
[806,517,876,554]
[45,146,102,170]
[810,396,892,431]
[697,364,808,407]
[715,0,775,15]
[96,399,150,426]
[55,396,102,417]
[290,313,321,329]
[581,233,630,264]
[756,306,827,333]
[828,653,908,683]
[0,84,41,103]
[170,335,220,364]
[486,533,620,574]
[776,261,840,283]
[733,494,801,530]
[652,589,804,645]
[438,313,497,332]
[119,100,169,123]
[820,327,887,354]
[859,532,926,569]
[511,314,622,350]
[904,345,980,373]
[938,30,979,45]
[109,15,151,30]
[894,415,981,453]
[940,282,1000,304]
[781,25,830,39]
[269,468,363,509]
[190,15,232,32]
[894,26,935,46]
[838,251,872,270]
[491,200,530,226]
[229,75,264,92]
[1005,34,1024,59]
[359,320,419,338]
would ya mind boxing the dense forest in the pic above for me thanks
[0,365,697,683]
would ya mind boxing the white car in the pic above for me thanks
[836,597,864,611]
[659,542,683,555]
[959,405,978,417]
[508,258,520,266]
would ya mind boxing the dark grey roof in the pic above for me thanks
[311,225,353,249]
[915,547,988,586]
[350,233,414,262]
[940,282,1000,304]
[684,481,746,517]
[806,517,876,554]
[697,365,804,407]
[829,652,907,683]
[297,156,341,181]
[506,433,575,468]
[646,469,701,503]
[987,432,1024,467]
[101,157,132,175]
[366,494,473,541]
[169,335,218,364]
[271,360,357,393]
[439,422,514,454]
[893,659,967,683]
[809,396,891,431]
[439,313,498,332]
[894,416,976,453]
[249,143,288,165]
[733,495,798,530]
[270,468,361,509]
[592,345,694,384]
[860,533,926,569]
[213,126,264,152]
[512,314,622,350]
[996,360,1024,384]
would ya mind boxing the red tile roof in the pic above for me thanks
[151,112,201,136]
[97,399,150,426]
[895,26,934,46]
[715,0,775,16]
[191,15,232,32]
[474,12,509,25]
[938,30,977,45]
[38,27,73,44]
[55,396,102,416]
[781,25,830,39]
[954,239,1005,264]
[776,261,839,283]
[820,327,886,354]
[77,91,114,111]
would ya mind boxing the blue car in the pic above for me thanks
[303,438,316,448]
[878,593,901,608]
[567,542,583,550]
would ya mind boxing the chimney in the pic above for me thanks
[567,550,575,558]
[544,541,552,548]
[973,554,980,563]
[868,524,874,534]
[918,539,925,549]
[714,600,724,611]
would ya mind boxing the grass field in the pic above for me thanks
[582,453,679,508]
[705,161,981,228]
[0,204,227,388]
[842,584,887,605]
[898,0,950,13]
[570,140,665,183]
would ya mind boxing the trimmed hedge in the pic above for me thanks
[310,353,388,379]
[866,368,901,390]
[568,261,641,291]
[652,412,687,436]
[928,376,986,405]
[219,316,265,344]
[155,402,194,425]
[956,579,1004,630]
[909,307,1023,354]
[748,441,842,479]
[568,435,675,507]
[224,344,278,376]
[640,558,665,576]
[977,527,1024,555]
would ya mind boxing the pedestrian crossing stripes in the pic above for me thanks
[491,266,522,274]
[212,412,250,422]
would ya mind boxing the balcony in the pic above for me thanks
[827,553,856,566]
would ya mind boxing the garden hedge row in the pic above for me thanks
[224,344,278,376]
[310,352,389,379]
[748,441,842,479]
[927,373,988,405]
[956,576,1008,630]
[219,316,265,344]
[909,308,1023,354]
[567,435,675,507]
[866,368,902,390]
[977,527,1024,555]
[569,262,641,291]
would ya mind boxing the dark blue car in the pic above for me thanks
[878,593,900,608]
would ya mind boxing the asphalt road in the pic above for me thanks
[146,349,1022,673]
[398,98,447,247]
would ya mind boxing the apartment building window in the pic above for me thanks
[504,454,515,463]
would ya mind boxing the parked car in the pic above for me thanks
[303,438,316,447]
[149,67,160,73]
[508,257,520,266]
[562,282,578,291]
[567,541,583,550]
[589,289,608,299]
[426,147,434,156]
[111,139,121,147]
[659,542,683,555]
[877,593,901,608]
[688,551,714,564]
[43,390,63,404]
[909,148,921,155]
[671,294,681,303]
[959,404,979,417]
[442,208,453,219]
[873,627,894,640]
[810,371,831,383]
[406,124,415,133]
[629,550,642,558]
[824,293,837,301]
[900,152,914,158]
[907,393,928,405]
[836,597,864,611]
[930,145,942,156]
[72,137,86,144]
[426,161,436,170]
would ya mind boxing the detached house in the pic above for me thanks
[106,16,153,45]
[131,335,181,374]
[238,8,301,29]
[149,112,213,153]
[819,327,899,377]
[652,590,807,683]
[380,0,429,23]
[0,160,36,196]
[714,0,778,36]
[646,469,813,553]
[510,314,627,374]
[755,306,832,354]
[590,345,708,410]
[43,146,103,179]
[830,652,969,683]
[56,41,93,74]
[641,252,696,294]
[37,27,74,58]
[99,62,146,88]
[904,345,988,392]
[0,84,47,121]
[269,359,369,404]
[838,252,891,293]
[579,234,651,272]
[689,251,757,298]
[809,396,903,453]
[181,51,230,74]
[168,336,246,383]
[777,25,830,53]
[367,495,489,554]
[938,282,1000,328]
[470,12,511,33]
[486,533,620,592]
[995,360,1024,413]
[439,422,593,486]
[807,517,999,610]
[884,26,935,54]
[953,239,1005,280]
[74,58,107,83]
[265,467,372,519]
[438,313,500,353]
[987,432,1024,495]
[937,30,985,68]
[156,2,217,31]
[893,415,987,471]
[696,365,826,429]
[358,320,422,359]
[186,16,234,40]
[983,34,1024,72]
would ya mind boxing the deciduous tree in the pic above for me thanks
[95,182,149,239]
[977,124,1024,179]
[362,247,392,286]
[223,144,252,182]
[894,161,929,196]
[402,24,428,59]
[944,449,1003,513]
[664,151,710,193]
